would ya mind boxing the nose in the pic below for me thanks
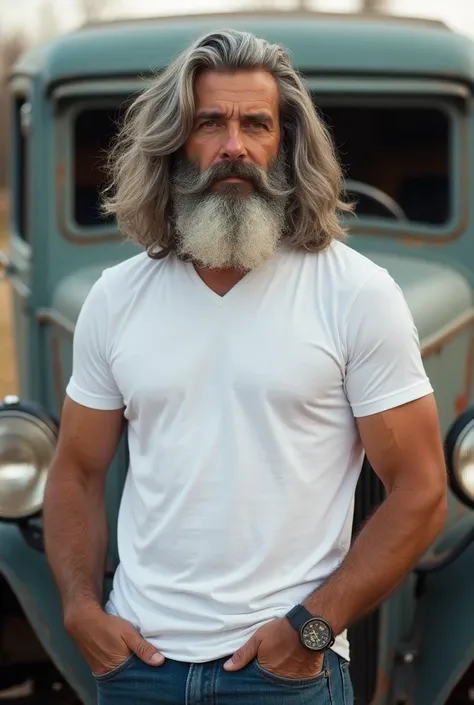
[219,124,247,161]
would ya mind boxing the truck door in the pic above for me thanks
[1,83,33,400]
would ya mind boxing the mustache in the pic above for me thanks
[171,157,293,200]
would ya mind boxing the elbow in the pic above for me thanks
[401,476,448,544]
[425,481,448,540]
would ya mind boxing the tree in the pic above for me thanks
[37,0,61,41]
[0,32,29,190]
[77,0,113,24]
[0,32,28,76]
[360,0,387,12]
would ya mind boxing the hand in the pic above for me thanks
[223,618,324,679]
[65,605,164,675]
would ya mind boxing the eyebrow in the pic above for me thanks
[195,110,274,126]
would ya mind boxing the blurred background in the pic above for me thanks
[1,0,474,401]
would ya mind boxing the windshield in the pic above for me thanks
[70,98,451,230]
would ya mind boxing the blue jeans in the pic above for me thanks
[95,649,353,704]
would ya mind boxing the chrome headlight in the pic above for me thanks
[0,396,58,520]
[446,408,474,510]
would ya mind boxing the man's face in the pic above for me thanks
[185,69,281,189]
[170,69,291,272]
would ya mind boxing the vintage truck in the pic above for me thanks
[0,10,473,705]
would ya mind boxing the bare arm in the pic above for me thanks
[43,397,125,625]
[42,277,163,672]
[225,274,448,676]
[44,397,163,672]
[303,394,448,634]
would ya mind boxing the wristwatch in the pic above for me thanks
[285,605,335,652]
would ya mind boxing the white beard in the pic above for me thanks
[174,192,285,271]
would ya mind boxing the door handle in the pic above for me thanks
[0,250,30,299]
[0,250,10,278]
[0,250,17,278]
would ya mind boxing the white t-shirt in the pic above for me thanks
[66,241,433,664]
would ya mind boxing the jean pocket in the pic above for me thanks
[253,657,328,688]
[93,653,138,682]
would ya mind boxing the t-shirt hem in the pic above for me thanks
[104,599,351,663]
[118,634,351,665]
[66,380,124,411]
[351,380,433,418]
[129,634,351,664]
[330,641,350,664]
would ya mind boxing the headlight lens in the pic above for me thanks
[446,409,474,510]
[453,421,474,501]
[0,396,58,520]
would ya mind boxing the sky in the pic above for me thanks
[1,0,474,40]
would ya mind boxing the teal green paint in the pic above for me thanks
[366,252,474,343]
[413,517,474,705]
[13,15,474,88]
[0,522,97,705]
[2,13,474,705]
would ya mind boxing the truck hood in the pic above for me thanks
[52,262,121,326]
[365,251,473,348]
[52,253,473,348]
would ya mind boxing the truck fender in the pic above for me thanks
[0,522,97,705]
[412,517,474,705]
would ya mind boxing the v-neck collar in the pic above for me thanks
[183,257,270,307]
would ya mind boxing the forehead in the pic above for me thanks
[193,70,279,112]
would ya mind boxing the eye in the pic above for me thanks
[245,120,268,131]
[198,120,219,130]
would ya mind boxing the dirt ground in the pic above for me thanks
[0,194,18,400]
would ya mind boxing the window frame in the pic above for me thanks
[10,81,33,247]
[56,97,125,242]
[312,94,462,239]
[53,76,470,243]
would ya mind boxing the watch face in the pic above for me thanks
[301,618,332,651]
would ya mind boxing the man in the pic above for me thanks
[43,29,447,705]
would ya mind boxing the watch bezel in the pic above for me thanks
[299,616,335,652]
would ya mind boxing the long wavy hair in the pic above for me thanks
[102,29,353,258]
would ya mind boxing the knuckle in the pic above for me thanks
[135,641,152,659]
[233,648,244,662]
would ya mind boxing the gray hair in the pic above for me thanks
[102,29,352,256]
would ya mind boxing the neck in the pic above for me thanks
[193,265,248,296]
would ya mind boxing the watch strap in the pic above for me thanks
[286,604,314,631]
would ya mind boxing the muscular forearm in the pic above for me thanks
[303,487,446,635]
[43,465,108,622]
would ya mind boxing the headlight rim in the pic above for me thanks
[445,406,474,511]
[0,396,59,522]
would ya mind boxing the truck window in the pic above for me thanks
[72,101,451,230]
[73,108,119,227]
[14,98,31,241]
[318,104,450,225]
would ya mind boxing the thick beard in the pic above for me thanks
[173,191,286,271]
[171,155,290,271]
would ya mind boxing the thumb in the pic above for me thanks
[223,635,259,671]
[124,629,165,667]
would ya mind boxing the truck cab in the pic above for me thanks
[0,12,474,705]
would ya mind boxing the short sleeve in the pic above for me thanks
[344,269,433,418]
[65,275,124,410]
